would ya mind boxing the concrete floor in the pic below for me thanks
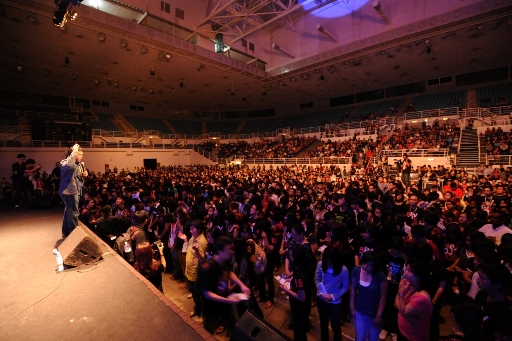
[161,265,454,341]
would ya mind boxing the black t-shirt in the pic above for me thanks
[197,259,232,315]
[475,290,512,339]
[426,259,448,300]
[382,251,405,284]
[11,162,27,184]
[354,238,383,260]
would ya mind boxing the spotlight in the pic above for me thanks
[52,0,79,28]
[16,65,23,72]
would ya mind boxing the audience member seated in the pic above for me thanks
[217,136,316,159]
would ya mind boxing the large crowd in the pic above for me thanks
[5,128,512,341]
[217,136,317,159]
[8,159,512,341]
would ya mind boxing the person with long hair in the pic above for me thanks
[280,244,312,341]
[315,246,350,341]
[134,242,165,292]
[350,251,388,341]
[395,261,433,341]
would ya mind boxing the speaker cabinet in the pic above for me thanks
[230,309,292,341]
[59,225,104,267]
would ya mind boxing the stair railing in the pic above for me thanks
[457,125,464,154]
[477,130,481,164]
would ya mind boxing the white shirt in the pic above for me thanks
[479,224,512,245]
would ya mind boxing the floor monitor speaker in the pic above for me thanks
[230,309,292,341]
[59,225,104,266]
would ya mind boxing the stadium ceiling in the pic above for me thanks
[1,0,512,114]
[195,0,339,44]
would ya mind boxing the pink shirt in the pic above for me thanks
[398,292,433,341]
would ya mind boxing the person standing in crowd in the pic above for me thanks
[350,251,388,341]
[12,154,41,207]
[401,155,412,187]
[59,144,87,237]
[280,244,313,341]
[474,263,512,341]
[198,235,250,335]
[395,261,433,341]
[315,246,350,341]
[134,241,166,292]
[185,220,207,324]
[11,153,26,208]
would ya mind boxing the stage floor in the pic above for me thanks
[0,204,454,341]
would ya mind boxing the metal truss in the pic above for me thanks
[197,0,338,44]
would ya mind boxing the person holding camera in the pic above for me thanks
[59,144,87,238]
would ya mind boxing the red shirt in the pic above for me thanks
[398,292,433,341]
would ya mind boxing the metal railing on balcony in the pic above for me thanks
[240,157,352,165]
[402,107,459,121]
[381,149,450,157]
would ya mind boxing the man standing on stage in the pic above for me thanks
[59,144,87,238]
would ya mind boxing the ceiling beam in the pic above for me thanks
[229,0,331,44]
[196,0,238,28]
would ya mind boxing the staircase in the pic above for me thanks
[396,98,414,116]
[457,128,480,167]
[234,121,246,135]
[162,120,179,134]
[296,139,322,157]
[466,89,477,108]
[113,115,137,133]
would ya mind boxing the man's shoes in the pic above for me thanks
[379,329,388,340]
[187,294,193,299]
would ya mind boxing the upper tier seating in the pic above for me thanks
[90,114,119,131]
[125,116,173,134]
[410,90,466,111]
[476,83,512,107]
